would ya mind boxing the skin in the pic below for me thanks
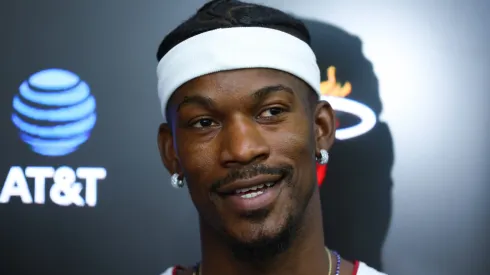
[158,68,354,275]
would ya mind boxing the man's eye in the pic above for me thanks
[190,118,217,128]
[258,107,285,118]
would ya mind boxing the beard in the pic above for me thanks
[222,179,317,267]
[227,212,298,265]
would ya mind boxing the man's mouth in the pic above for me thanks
[232,182,278,199]
[216,176,284,212]
[216,174,283,197]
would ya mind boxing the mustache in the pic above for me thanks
[210,163,293,192]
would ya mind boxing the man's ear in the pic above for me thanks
[157,123,181,175]
[313,100,336,154]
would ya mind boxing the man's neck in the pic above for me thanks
[199,191,330,275]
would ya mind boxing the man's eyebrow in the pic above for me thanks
[176,85,293,112]
[176,95,215,112]
[250,85,294,103]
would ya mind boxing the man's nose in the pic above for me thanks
[219,115,270,168]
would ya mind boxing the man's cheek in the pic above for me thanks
[180,146,215,173]
[272,132,311,159]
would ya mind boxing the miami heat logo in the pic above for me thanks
[320,66,376,140]
[316,67,377,186]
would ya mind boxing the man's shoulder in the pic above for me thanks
[356,262,388,275]
[162,262,388,275]
[161,265,189,275]
[161,266,175,275]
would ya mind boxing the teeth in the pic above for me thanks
[235,184,265,194]
[233,182,276,197]
[250,184,263,191]
[241,191,264,199]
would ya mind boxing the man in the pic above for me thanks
[156,0,387,274]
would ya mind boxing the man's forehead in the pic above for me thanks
[176,68,304,97]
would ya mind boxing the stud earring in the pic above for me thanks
[316,149,329,165]
[170,173,184,189]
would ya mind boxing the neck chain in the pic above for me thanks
[193,248,341,275]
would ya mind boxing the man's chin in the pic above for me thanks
[228,230,280,246]
[222,217,297,263]
[222,215,286,244]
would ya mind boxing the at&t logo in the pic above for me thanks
[12,68,96,156]
[1,69,107,207]
[0,166,106,207]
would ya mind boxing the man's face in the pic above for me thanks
[158,68,334,248]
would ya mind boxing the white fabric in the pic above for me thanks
[357,262,388,275]
[156,27,320,122]
[161,266,173,275]
[161,262,387,275]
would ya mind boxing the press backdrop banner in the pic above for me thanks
[0,0,488,275]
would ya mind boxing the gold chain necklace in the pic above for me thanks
[194,248,334,275]
[326,247,332,275]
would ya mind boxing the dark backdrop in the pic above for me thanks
[0,0,488,275]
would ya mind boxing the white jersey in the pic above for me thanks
[162,261,387,275]
[356,262,388,274]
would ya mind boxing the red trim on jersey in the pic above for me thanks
[352,261,360,275]
[172,265,185,275]
[316,164,327,186]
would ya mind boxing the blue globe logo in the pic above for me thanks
[11,68,97,157]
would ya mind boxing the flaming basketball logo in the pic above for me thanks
[320,66,376,140]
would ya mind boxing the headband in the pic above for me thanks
[156,27,321,122]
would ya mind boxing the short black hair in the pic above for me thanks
[156,0,311,61]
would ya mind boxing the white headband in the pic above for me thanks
[156,27,321,122]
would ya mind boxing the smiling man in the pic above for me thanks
[157,1,386,275]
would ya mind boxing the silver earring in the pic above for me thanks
[317,149,329,165]
[170,173,184,189]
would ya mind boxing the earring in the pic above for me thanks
[170,173,184,189]
[316,149,329,165]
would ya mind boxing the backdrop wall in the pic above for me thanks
[0,1,488,275]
